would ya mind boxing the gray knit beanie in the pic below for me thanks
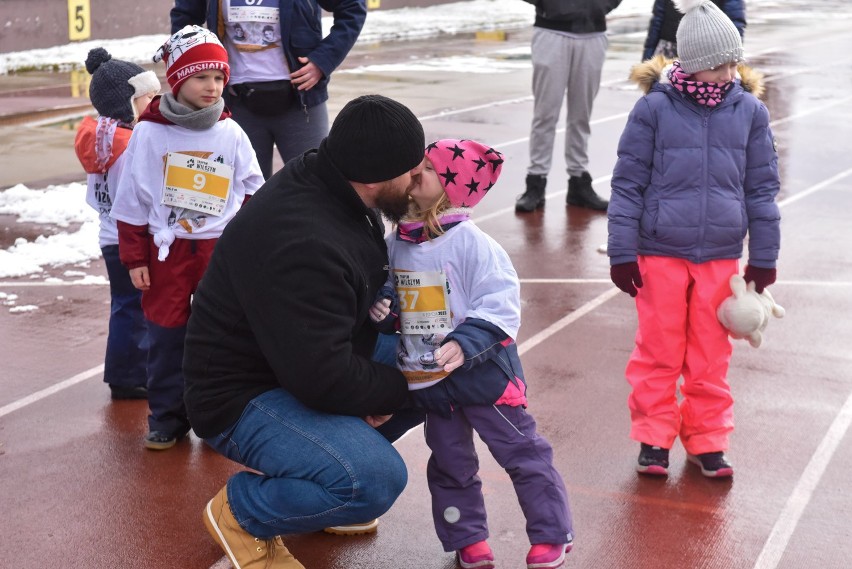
[674,0,744,74]
[85,48,161,124]
[325,95,425,184]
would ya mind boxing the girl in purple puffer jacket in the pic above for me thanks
[607,0,781,479]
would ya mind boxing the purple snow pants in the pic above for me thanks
[424,404,573,552]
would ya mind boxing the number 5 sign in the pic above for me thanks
[68,0,91,41]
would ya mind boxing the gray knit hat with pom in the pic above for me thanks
[674,0,744,74]
[85,48,161,124]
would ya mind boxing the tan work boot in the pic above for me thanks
[203,485,305,569]
[322,518,379,536]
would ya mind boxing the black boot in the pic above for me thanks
[515,174,547,212]
[567,172,608,211]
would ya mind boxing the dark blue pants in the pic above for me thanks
[101,245,147,388]
[146,321,189,436]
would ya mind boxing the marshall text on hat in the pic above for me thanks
[153,25,230,96]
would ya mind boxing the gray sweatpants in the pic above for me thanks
[225,90,329,180]
[528,27,608,178]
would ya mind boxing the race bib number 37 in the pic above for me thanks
[162,153,233,216]
[396,270,451,334]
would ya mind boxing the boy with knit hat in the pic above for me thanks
[74,47,160,400]
[182,94,427,569]
[370,140,574,569]
[608,0,781,478]
[111,25,264,450]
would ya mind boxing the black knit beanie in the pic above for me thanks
[325,95,425,183]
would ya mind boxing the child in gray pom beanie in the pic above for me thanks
[607,0,781,478]
[73,48,160,401]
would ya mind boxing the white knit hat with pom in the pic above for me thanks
[674,0,744,73]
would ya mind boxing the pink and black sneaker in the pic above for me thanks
[636,443,669,476]
[526,540,572,569]
[457,540,495,569]
[688,451,734,478]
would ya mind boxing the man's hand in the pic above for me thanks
[291,57,323,91]
[365,414,392,428]
[129,266,151,291]
[369,298,391,323]
[434,340,464,373]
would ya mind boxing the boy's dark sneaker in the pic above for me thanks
[109,385,148,400]
[636,443,669,476]
[688,452,734,478]
[144,428,189,451]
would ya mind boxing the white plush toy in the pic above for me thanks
[717,274,785,348]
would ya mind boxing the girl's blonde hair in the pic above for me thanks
[406,192,451,241]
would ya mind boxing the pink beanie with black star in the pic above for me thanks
[425,139,503,208]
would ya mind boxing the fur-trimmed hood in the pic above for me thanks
[629,55,765,99]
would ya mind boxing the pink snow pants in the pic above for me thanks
[626,256,738,455]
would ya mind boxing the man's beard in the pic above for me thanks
[374,181,412,224]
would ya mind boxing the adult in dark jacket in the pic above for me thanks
[515,0,622,213]
[642,0,745,61]
[170,0,366,179]
[185,95,425,569]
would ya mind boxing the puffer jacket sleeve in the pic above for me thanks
[643,0,666,61]
[721,0,746,38]
[743,102,781,268]
[446,318,511,371]
[311,0,367,78]
[170,0,206,32]
[608,96,657,265]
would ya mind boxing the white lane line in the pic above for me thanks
[747,165,852,566]
[475,174,613,225]
[753,391,852,569]
[0,364,104,419]
[777,167,852,208]
[517,287,621,357]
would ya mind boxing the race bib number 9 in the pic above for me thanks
[229,0,279,23]
[162,153,233,216]
[396,270,452,334]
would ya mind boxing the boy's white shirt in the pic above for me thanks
[86,150,127,248]
[387,221,521,389]
[111,118,264,244]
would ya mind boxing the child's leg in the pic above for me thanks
[142,239,214,436]
[626,256,690,448]
[465,405,572,545]
[101,244,147,388]
[680,259,738,454]
[424,410,489,552]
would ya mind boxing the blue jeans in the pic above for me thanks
[205,388,409,539]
